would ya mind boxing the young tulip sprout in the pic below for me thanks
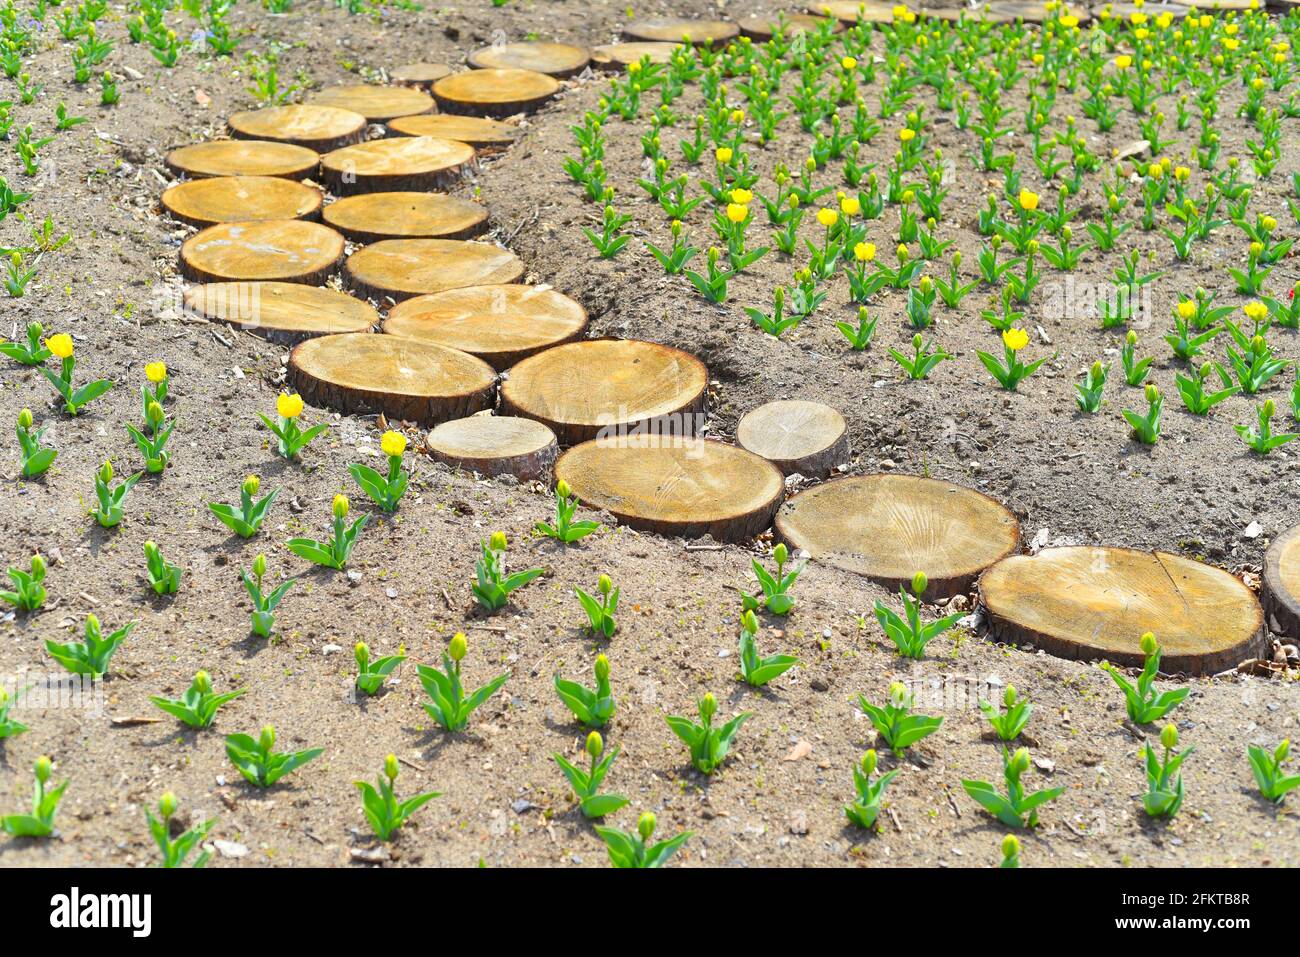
[125,397,174,473]
[843,749,898,831]
[0,685,30,739]
[209,474,278,538]
[259,392,327,460]
[1,321,52,365]
[665,692,752,774]
[16,407,57,478]
[1122,383,1163,445]
[1000,834,1021,869]
[472,531,543,612]
[349,430,410,512]
[875,571,963,659]
[355,754,441,842]
[2,553,46,612]
[977,327,1052,391]
[594,811,692,869]
[553,730,630,819]
[417,632,510,732]
[1,756,68,838]
[857,681,943,757]
[39,332,113,416]
[1100,632,1189,725]
[225,724,324,789]
[150,670,246,729]
[962,746,1065,829]
[535,479,600,543]
[354,641,407,696]
[575,573,619,638]
[554,654,616,728]
[90,459,142,528]
[1143,723,1193,819]
[1246,739,1300,806]
[286,494,368,570]
[745,542,802,616]
[1075,361,1108,413]
[980,684,1034,742]
[737,608,800,687]
[1236,399,1298,454]
[45,614,133,679]
[146,792,215,868]
[143,541,182,596]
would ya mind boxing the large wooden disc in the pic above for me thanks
[165,141,319,180]
[736,400,848,478]
[182,282,378,344]
[556,436,782,542]
[468,41,591,78]
[308,85,434,121]
[500,339,708,446]
[288,333,496,425]
[179,220,344,284]
[984,1,1091,22]
[387,113,521,149]
[776,475,1020,600]
[319,136,475,195]
[345,239,523,302]
[623,17,740,45]
[322,192,488,243]
[1263,525,1300,641]
[809,1,903,24]
[1100,2,1190,19]
[431,68,560,117]
[738,13,845,39]
[590,42,681,70]
[427,415,559,480]
[1182,0,1252,8]
[391,62,454,88]
[980,547,1265,676]
[161,176,322,227]
[228,104,367,152]
[384,284,587,370]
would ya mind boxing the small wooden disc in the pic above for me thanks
[319,136,475,195]
[179,220,345,284]
[984,1,1091,22]
[736,400,848,478]
[980,547,1265,675]
[288,333,496,425]
[623,17,740,45]
[345,239,524,302]
[1263,525,1300,641]
[427,415,559,480]
[1181,0,1252,8]
[228,104,367,152]
[387,113,521,148]
[308,84,434,122]
[161,176,322,227]
[182,282,378,343]
[391,62,454,88]
[776,474,1020,600]
[384,284,587,370]
[590,42,682,70]
[1100,2,1190,19]
[500,339,708,446]
[165,140,319,180]
[322,192,488,243]
[431,68,560,117]
[808,1,901,23]
[556,436,783,542]
[468,41,591,78]
[738,13,845,39]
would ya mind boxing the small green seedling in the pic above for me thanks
[1247,738,1300,805]
[737,609,799,687]
[575,573,618,638]
[143,540,182,596]
[225,724,323,789]
[0,685,29,738]
[472,531,543,611]
[90,459,141,528]
[124,399,174,473]
[554,730,629,818]
[45,614,132,678]
[150,670,245,729]
[535,479,600,543]
[1144,723,1193,819]
[1000,834,1021,869]
[980,684,1033,741]
[1,321,51,365]
[2,553,46,612]
[416,632,510,732]
[286,494,367,570]
[349,430,409,512]
[355,754,440,842]
[1100,631,1189,725]
[745,542,802,615]
[16,407,57,478]
[665,691,751,774]
[555,653,616,727]
[242,553,294,639]
[354,641,406,696]
[875,571,962,658]
[857,681,943,756]
[208,474,277,538]
[843,749,898,830]
[1,756,67,838]
[146,792,214,867]
[962,746,1064,829]
[595,811,692,869]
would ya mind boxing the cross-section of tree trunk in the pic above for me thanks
[1263,525,1300,641]
[319,137,475,195]
[736,400,848,478]
[467,41,591,77]
[387,113,521,149]
[427,415,559,480]
[182,282,378,344]
[623,17,740,44]
[165,141,319,180]
[322,192,488,243]
[162,176,322,227]
[431,68,560,117]
[308,84,434,121]
[390,62,454,89]
[590,42,681,69]
[345,239,523,302]
[228,104,367,152]
[738,13,844,39]
[180,220,345,284]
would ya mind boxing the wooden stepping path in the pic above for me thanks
[468,41,590,77]
[165,141,318,180]
[289,333,496,424]
[322,192,488,242]
[179,220,344,284]
[738,13,844,39]
[427,414,559,480]
[384,284,587,370]
[391,62,454,89]
[228,104,366,152]
[387,114,521,149]
[556,436,783,542]
[1263,525,1300,641]
[182,282,378,343]
[308,85,433,122]
[623,17,739,45]
[161,176,322,227]
[980,547,1264,676]
[431,69,560,117]
[736,400,848,478]
[500,339,708,446]
[345,239,523,302]
[319,136,475,195]
[591,42,681,70]
[775,474,1020,600]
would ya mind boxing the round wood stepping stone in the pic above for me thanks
[623,17,739,45]
[738,13,844,39]
[1182,0,1252,8]
[384,284,587,370]
[431,68,560,117]
[556,436,783,542]
[345,239,523,302]
[427,414,559,480]
[322,192,488,243]
[980,547,1265,676]
[468,41,590,78]
[984,1,1091,22]
[165,141,319,180]
[387,113,521,149]
[182,282,378,343]
[308,85,433,122]
[319,136,475,195]
[227,104,366,152]
[288,333,496,425]
[775,474,1020,600]
[179,220,345,284]
[1100,2,1190,18]
[1263,525,1300,641]
[391,62,454,88]
[161,176,322,228]
[500,339,708,446]
[736,400,848,478]
[811,1,905,23]
[590,42,681,70]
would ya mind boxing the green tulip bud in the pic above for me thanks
[35,755,51,783]
[1160,723,1179,750]
[1140,631,1158,656]
[259,725,276,751]
[1004,685,1016,708]
[638,811,656,841]
[1263,399,1275,420]
[594,653,610,682]
[355,642,369,668]
[159,791,178,818]
[598,574,613,596]
[586,731,604,759]
[332,494,349,519]
[1002,833,1020,859]
[1145,384,1160,404]
[556,479,571,499]
[489,531,507,552]
[449,632,468,662]
[18,408,32,429]
[773,542,788,565]
[147,400,164,425]
[243,474,260,496]
[1011,747,1031,775]
[385,753,400,781]
[30,554,45,578]
[700,692,717,722]
[99,459,114,484]
[194,670,211,694]
[861,749,877,777]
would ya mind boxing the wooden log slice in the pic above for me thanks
[319,136,475,195]
[345,239,523,302]
[775,474,1020,600]
[556,436,783,542]
[322,192,488,243]
[288,333,497,425]
[179,220,345,284]
[308,84,434,122]
[738,13,845,39]
[980,547,1265,676]
[985,0,1091,21]
[391,62,454,88]
[432,68,560,117]
[500,339,708,446]
[1180,0,1252,8]
[165,141,319,180]
[467,41,591,78]
[427,414,559,480]
[161,176,322,228]
[736,400,848,478]
[182,282,379,344]
[810,1,908,23]
[623,17,740,45]
[228,104,367,152]
[590,42,682,70]
[1263,525,1300,641]
[1099,2,1190,19]
[387,113,521,149]
[384,284,587,370]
